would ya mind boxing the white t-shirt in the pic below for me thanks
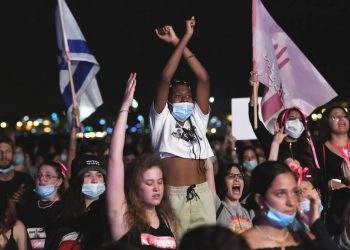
[149,102,214,159]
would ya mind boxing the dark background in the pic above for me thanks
[1,0,350,125]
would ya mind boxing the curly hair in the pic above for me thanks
[124,154,177,235]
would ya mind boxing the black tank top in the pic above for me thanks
[4,227,18,250]
[119,216,176,250]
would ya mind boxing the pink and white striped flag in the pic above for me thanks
[252,0,337,133]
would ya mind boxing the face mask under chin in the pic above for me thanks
[0,165,15,174]
[264,202,296,227]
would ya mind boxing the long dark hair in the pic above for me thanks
[0,192,16,239]
[319,105,349,142]
[250,161,294,197]
[276,107,317,170]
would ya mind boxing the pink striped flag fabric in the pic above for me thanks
[252,0,337,133]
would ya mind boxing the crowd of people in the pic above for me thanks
[1,17,350,250]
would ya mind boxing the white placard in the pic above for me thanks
[231,97,263,140]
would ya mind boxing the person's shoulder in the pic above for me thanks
[13,219,27,235]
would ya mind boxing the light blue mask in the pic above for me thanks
[14,154,25,165]
[243,160,258,171]
[299,199,324,213]
[171,102,194,122]
[0,165,14,174]
[82,183,105,199]
[34,185,56,198]
[265,203,296,227]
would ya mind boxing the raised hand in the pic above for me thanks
[249,71,259,87]
[120,73,137,111]
[155,25,179,45]
[11,183,25,203]
[272,122,288,145]
[184,16,196,37]
[297,187,321,226]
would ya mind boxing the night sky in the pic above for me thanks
[2,0,350,125]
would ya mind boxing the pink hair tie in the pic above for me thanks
[287,162,309,186]
[52,160,68,179]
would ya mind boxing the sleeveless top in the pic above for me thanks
[4,227,18,250]
[119,216,176,250]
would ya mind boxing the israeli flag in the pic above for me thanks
[55,0,103,122]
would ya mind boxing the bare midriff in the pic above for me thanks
[164,157,206,186]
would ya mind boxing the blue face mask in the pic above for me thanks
[243,160,258,171]
[299,199,324,213]
[14,154,25,165]
[170,102,194,122]
[265,203,296,227]
[34,185,56,198]
[82,183,105,199]
[0,165,14,174]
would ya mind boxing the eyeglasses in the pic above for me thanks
[330,115,349,122]
[36,173,59,180]
[227,174,244,180]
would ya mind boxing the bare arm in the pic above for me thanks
[183,20,210,114]
[14,220,27,250]
[66,105,79,180]
[154,18,195,113]
[204,158,216,200]
[107,73,137,241]
[268,122,288,161]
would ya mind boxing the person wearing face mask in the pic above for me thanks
[46,154,110,250]
[149,17,215,240]
[13,145,29,174]
[298,178,323,215]
[243,161,339,250]
[239,145,260,214]
[248,72,319,175]
[0,137,36,207]
[240,146,259,178]
[17,160,67,250]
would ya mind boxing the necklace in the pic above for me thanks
[255,225,289,249]
[37,200,56,209]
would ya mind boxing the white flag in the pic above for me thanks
[252,0,337,133]
[55,0,103,122]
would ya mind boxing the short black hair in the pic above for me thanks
[0,137,15,154]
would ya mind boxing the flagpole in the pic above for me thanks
[251,0,258,129]
[250,71,258,129]
[57,0,80,127]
